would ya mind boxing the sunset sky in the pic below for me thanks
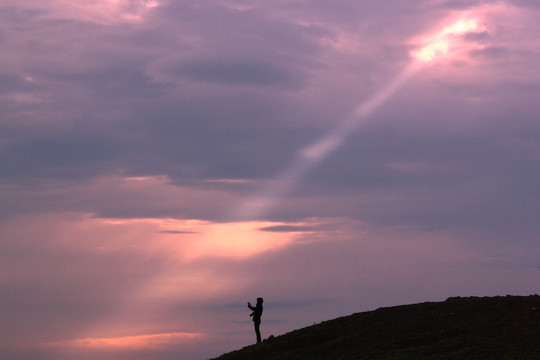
[1,1,539,359]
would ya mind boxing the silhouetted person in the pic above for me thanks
[247,297,264,343]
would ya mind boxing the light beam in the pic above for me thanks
[232,62,422,221]
[233,16,485,221]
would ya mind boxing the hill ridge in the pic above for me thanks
[210,295,540,360]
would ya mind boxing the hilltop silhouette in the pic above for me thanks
[210,295,539,360]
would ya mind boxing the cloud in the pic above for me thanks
[159,230,199,234]
[172,59,305,88]
[0,175,238,220]
[463,30,490,41]
[437,0,485,9]
[470,46,510,59]
[0,0,161,24]
[258,224,318,232]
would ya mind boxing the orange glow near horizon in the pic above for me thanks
[45,332,203,350]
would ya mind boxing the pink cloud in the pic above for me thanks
[2,0,161,24]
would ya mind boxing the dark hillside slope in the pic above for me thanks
[211,295,540,360]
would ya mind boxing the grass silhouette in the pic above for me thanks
[210,295,540,360]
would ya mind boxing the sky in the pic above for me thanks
[1,0,539,359]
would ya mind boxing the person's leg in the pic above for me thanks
[254,321,261,343]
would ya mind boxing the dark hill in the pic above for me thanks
[210,295,540,360]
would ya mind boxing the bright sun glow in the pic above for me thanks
[411,17,482,62]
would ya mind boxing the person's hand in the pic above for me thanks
[247,302,252,307]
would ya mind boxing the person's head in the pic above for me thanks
[257,297,264,304]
